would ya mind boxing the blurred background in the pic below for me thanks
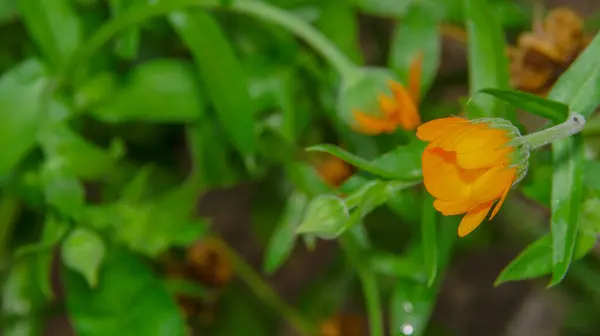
[1,0,600,335]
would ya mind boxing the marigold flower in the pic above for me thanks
[417,116,527,237]
[338,53,422,134]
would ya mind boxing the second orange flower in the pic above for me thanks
[417,116,528,237]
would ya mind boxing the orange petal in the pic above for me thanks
[489,183,512,220]
[454,128,511,153]
[458,203,493,237]
[422,147,470,201]
[432,122,487,151]
[456,146,513,169]
[416,117,468,142]
[378,94,398,119]
[434,198,474,215]
[471,166,516,203]
[408,51,424,104]
[353,110,397,135]
[389,81,421,130]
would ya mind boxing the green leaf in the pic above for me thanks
[317,0,362,64]
[169,10,256,155]
[263,191,308,274]
[73,72,119,111]
[355,0,412,17]
[36,215,69,300]
[61,228,105,288]
[479,88,570,124]
[38,123,124,180]
[549,32,600,118]
[2,258,45,336]
[549,136,585,286]
[186,119,239,189]
[464,0,515,122]
[108,0,142,60]
[307,143,422,181]
[546,32,600,286]
[17,0,82,68]
[389,1,441,96]
[40,158,85,217]
[389,279,436,336]
[64,247,186,336]
[92,60,205,123]
[369,251,426,282]
[0,0,17,24]
[495,230,596,285]
[421,194,437,287]
[0,59,46,177]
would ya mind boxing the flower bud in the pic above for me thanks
[337,66,421,135]
[296,195,349,239]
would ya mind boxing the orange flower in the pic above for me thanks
[341,53,423,135]
[417,117,525,237]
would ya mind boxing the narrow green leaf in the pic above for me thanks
[549,32,600,118]
[61,228,105,288]
[495,230,596,285]
[93,60,205,123]
[186,118,239,189]
[73,72,119,111]
[64,247,186,336]
[549,135,585,286]
[390,279,436,336]
[17,0,82,68]
[169,10,256,155]
[263,191,309,274]
[421,194,437,287]
[36,215,69,300]
[389,1,441,96]
[479,88,569,124]
[464,0,516,122]
[546,32,600,285]
[108,0,142,60]
[0,59,46,177]
[369,251,426,283]
[307,144,422,181]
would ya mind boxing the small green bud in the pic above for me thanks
[296,195,349,240]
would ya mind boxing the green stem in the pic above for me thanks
[60,0,357,86]
[519,112,586,149]
[212,236,316,336]
[340,235,384,336]
[231,1,357,77]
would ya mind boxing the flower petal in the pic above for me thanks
[458,203,493,237]
[489,183,512,220]
[471,166,516,203]
[353,110,397,134]
[389,81,421,130]
[454,128,511,153]
[422,147,470,201]
[432,122,487,151]
[434,198,474,215]
[416,117,468,142]
[456,146,513,169]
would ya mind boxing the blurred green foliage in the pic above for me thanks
[2,0,600,336]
